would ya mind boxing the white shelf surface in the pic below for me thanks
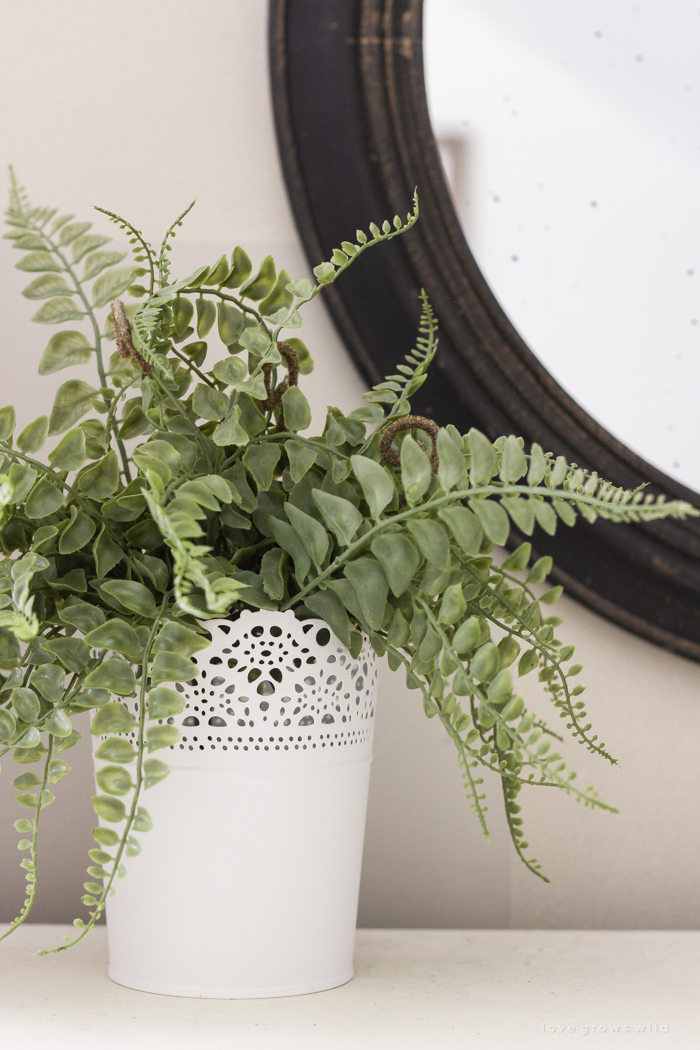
[1,926,698,1049]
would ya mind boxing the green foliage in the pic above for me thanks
[49,428,87,471]
[146,723,181,752]
[95,764,134,796]
[1,176,696,956]
[147,686,185,719]
[93,737,136,764]
[90,700,137,733]
[48,380,97,434]
[83,620,143,662]
[92,794,126,822]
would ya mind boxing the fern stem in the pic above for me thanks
[500,775,550,882]
[103,375,141,440]
[94,206,156,298]
[178,286,264,324]
[39,599,167,955]
[458,747,490,838]
[282,482,695,615]
[168,344,217,389]
[0,445,113,524]
[0,662,102,764]
[150,374,214,472]
[414,596,616,807]
[219,432,352,472]
[0,736,54,942]
[462,560,615,763]
[157,200,196,289]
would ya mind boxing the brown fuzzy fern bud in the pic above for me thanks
[109,299,154,374]
[261,363,274,406]
[380,415,440,473]
[277,341,300,388]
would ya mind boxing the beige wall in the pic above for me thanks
[1,1,698,929]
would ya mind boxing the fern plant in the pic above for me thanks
[0,175,696,954]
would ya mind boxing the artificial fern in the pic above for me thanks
[0,177,696,957]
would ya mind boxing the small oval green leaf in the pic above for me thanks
[92,794,126,823]
[99,580,156,618]
[95,764,134,796]
[17,415,49,454]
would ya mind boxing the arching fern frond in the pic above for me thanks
[310,188,420,291]
[94,205,156,297]
[157,199,196,289]
[362,288,438,418]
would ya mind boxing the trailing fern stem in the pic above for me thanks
[0,737,54,941]
[40,600,167,955]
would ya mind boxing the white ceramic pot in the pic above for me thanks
[92,610,377,999]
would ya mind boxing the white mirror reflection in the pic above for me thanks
[425,0,700,492]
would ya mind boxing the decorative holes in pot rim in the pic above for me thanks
[100,610,377,766]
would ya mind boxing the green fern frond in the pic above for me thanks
[310,188,420,293]
[459,750,490,837]
[142,486,246,616]
[6,166,30,223]
[157,199,196,289]
[501,778,550,882]
[6,170,57,232]
[362,288,438,417]
[94,205,156,296]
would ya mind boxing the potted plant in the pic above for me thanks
[0,175,695,996]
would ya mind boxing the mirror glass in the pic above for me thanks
[425,0,700,492]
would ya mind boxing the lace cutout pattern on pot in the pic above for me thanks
[156,611,377,760]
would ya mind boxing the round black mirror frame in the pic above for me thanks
[269,0,700,661]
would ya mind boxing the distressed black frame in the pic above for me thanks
[269,0,700,661]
